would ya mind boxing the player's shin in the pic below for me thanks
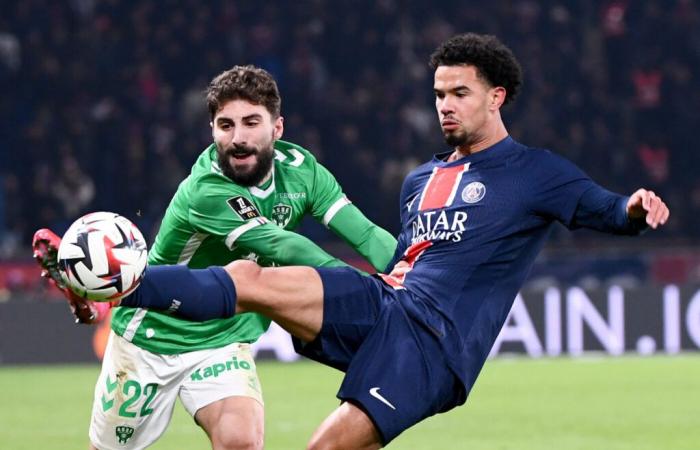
[119,265,237,321]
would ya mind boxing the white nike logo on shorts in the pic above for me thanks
[369,387,396,410]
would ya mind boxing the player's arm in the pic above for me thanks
[570,185,668,234]
[307,160,397,272]
[533,151,669,234]
[326,204,397,273]
[230,220,349,268]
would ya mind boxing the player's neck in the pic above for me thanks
[255,168,274,188]
[448,123,508,162]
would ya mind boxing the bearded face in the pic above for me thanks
[216,138,275,186]
[211,99,283,186]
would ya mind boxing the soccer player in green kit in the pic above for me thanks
[33,65,396,450]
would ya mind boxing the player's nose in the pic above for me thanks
[231,129,248,146]
[438,97,455,116]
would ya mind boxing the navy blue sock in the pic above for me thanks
[120,265,237,321]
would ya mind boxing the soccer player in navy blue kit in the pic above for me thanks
[117,33,670,449]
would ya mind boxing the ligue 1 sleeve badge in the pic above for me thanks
[461,181,486,204]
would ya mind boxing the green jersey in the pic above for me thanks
[110,140,396,354]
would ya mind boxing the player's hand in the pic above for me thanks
[32,228,110,324]
[385,260,412,285]
[389,260,411,277]
[626,189,670,229]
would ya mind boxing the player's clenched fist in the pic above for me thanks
[626,189,670,229]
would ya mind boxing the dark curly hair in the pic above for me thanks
[429,33,522,105]
[206,65,281,119]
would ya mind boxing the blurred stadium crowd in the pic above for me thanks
[1,0,699,262]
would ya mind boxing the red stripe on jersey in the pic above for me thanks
[403,240,433,265]
[417,164,470,211]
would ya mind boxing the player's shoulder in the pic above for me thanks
[273,139,320,171]
[185,144,242,187]
[398,160,435,198]
[511,140,577,170]
[189,144,218,175]
[510,141,589,187]
[406,158,436,179]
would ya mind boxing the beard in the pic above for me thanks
[443,124,480,148]
[216,141,275,186]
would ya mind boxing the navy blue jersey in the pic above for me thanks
[384,136,644,391]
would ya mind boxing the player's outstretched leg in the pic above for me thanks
[119,265,238,321]
[118,261,326,343]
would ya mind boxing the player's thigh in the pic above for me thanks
[181,342,264,446]
[89,332,181,450]
[336,302,465,445]
[195,396,264,450]
[226,261,324,341]
[294,267,388,372]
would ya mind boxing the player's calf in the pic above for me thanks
[119,265,238,321]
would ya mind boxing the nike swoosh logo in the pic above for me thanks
[369,387,396,410]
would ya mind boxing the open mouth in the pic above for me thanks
[227,148,257,163]
[230,153,255,166]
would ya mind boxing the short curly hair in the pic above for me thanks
[429,33,523,105]
[206,65,281,119]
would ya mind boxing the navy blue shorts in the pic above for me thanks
[293,267,465,444]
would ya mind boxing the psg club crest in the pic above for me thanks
[271,204,292,227]
[461,182,486,204]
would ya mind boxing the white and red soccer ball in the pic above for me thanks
[57,212,148,301]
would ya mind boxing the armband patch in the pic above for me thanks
[227,196,261,220]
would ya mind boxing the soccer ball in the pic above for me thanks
[57,212,148,301]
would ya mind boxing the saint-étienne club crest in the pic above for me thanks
[271,204,292,227]
[116,425,135,445]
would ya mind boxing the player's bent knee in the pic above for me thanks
[211,427,263,450]
[306,402,383,450]
[223,260,263,313]
[224,260,261,283]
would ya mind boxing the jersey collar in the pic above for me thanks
[248,165,275,199]
[433,135,515,166]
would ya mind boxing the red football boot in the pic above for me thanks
[32,228,112,324]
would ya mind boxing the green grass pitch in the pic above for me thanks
[1,355,698,449]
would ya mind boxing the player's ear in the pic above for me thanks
[209,121,214,129]
[490,87,506,110]
[273,116,284,140]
